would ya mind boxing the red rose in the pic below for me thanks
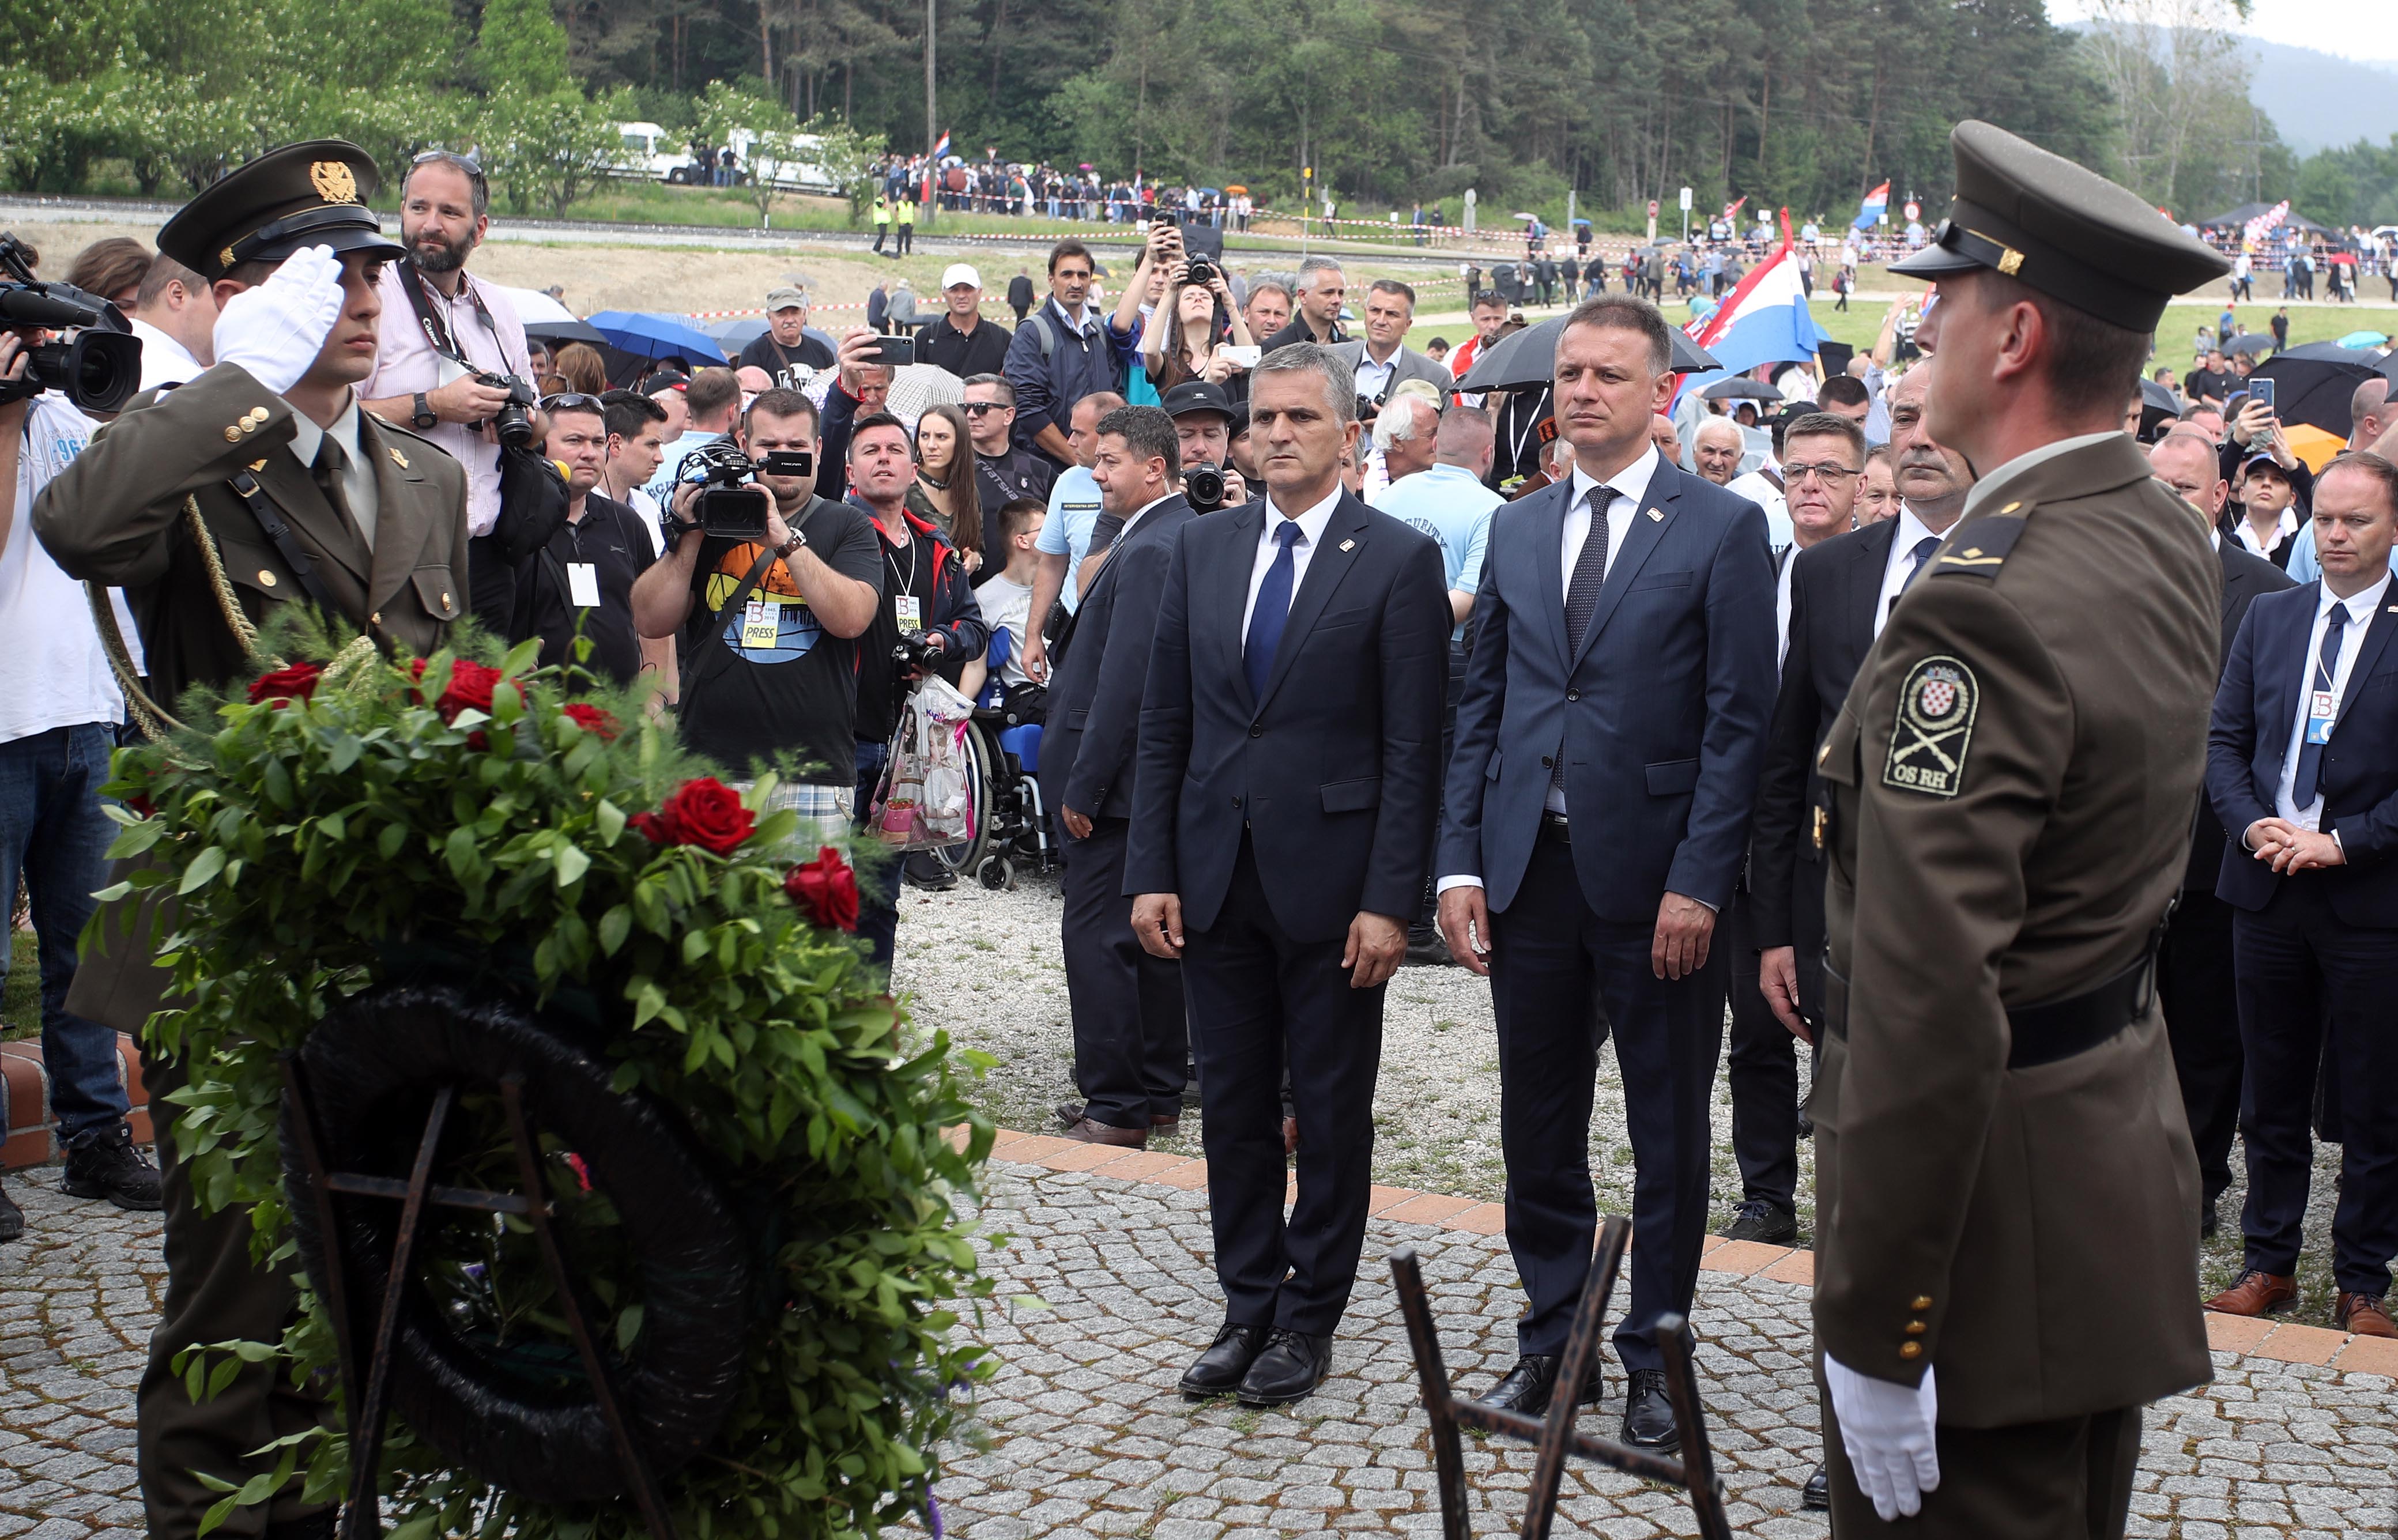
[247,661,323,707]
[409,658,502,723]
[126,792,157,820]
[561,703,619,740]
[785,846,859,931]
[630,777,755,857]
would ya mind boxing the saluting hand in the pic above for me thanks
[213,243,346,397]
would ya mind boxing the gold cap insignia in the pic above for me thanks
[218,246,236,271]
[310,160,361,205]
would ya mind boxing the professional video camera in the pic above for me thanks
[677,437,813,541]
[478,372,539,448]
[0,233,143,413]
[1184,461,1228,513]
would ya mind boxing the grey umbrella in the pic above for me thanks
[1702,377,1784,402]
[1456,316,1722,394]
[2224,333,2277,356]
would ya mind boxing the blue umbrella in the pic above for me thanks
[2338,330,2389,350]
[585,311,728,364]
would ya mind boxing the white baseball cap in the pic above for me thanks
[941,263,982,290]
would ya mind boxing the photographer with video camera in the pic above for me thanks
[630,389,883,846]
[31,140,470,1540]
[846,413,987,952]
[359,149,542,634]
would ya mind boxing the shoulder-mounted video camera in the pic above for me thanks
[0,233,143,414]
[677,438,813,541]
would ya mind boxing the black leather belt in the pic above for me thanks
[1538,811,1571,845]
[1821,949,2155,1070]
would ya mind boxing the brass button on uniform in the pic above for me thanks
[258,570,278,588]
[440,591,452,609]
[1899,1341,1922,1360]
[369,612,382,626]
[224,425,243,443]
[1911,1295,1933,1311]
[1905,1320,1927,1335]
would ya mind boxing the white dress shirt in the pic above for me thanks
[2274,570,2392,832]
[363,265,528,539]
[1354,345,1398,404]
[284,394,379,549]
[1874,504,1943,637]
[1242,484,1343,637]
[1775,544,1798,671]
[129,318,205,392]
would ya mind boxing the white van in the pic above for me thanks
[613,121,838,192]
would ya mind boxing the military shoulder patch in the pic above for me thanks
[1883,655,1980,798]
[1932,515,2027,579]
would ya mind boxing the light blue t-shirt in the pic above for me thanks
[642,429,726,507]
[1372,463,1500,641]
[2286,518,2320,583]
[1040,465,1106,611]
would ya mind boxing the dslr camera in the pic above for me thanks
[0,234,143,414]
[677,438,814,541]
[1184,462,1228,513]
[1183,253,1219,289]
[479,372,539,448]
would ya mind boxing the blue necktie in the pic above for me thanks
[2293,603,2348,810]
[1899,534,1940,593]
[1245,520,1302,700]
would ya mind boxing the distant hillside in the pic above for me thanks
[2244,38,2398,154]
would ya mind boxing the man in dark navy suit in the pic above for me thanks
[1436,295,1777,1445]
[2148,431,2295,1243]
[2204,451,2398,1341]
[1045,405,1195,1148]
[1126,343,1449,1407]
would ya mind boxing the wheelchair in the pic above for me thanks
[908,628,1055,890]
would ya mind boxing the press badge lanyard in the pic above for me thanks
[885,531,924,633]
[2306,617,2344,746]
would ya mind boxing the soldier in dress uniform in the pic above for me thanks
[33,139,468,1540]
[1804,121,2230,1534]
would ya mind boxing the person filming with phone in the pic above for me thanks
[2220,385,2311,569]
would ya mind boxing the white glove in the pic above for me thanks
[211,244,345,397]
[1826,1354,1940,1520]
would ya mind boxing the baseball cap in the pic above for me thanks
[2241,452,2289,479]
[941,263,982,290]
[1160,380,1239,425]
[765,285,808,311]
[642,370,690,396]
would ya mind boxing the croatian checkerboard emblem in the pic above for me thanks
[1883,655,1979,798]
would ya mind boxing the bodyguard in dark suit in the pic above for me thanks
[2148,432,2295,1240]
[2203,452,2398,1339]
[1046,406,1194,1147]
[1438,295,1777,1445]
[1127,344,1449,1406]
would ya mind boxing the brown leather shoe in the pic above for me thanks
[2335,1292,2398,1338]
[2204,1269,2298,1316]
[1151,1114,1181,1130]
[1062,1118,1145,1148]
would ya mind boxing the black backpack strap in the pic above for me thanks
[678,539,786,700]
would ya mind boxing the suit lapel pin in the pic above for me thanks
[1647,507,1662,522]
[1338,538,1356,552]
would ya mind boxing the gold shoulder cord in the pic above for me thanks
[86,496,273,742]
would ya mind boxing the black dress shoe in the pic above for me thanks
[1179,1324,1269,1397]
[1235,1328,1334,1406]
[1620,1368,1680,1451]
[1472,1354,1605,1417]
[1720,1198,1798,1245]
[1801,1462,1830,1510]
[0,1181,22,1244]
[2200,1198,2220,1239]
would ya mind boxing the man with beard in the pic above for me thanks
[363,149,534,628]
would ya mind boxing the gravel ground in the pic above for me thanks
[892,874,2355,1324]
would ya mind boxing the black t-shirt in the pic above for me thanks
[737,331,836,390]
[676,495,884,785]
[917,314,1013,380]
[517,493,657,685]
[975,447,1055,514]
[2186,368,2236,404]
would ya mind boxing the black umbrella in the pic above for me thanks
[2137,377,2183,443]
[2224,333,2277,356]
[2249,354,2378,438]
[525,319,605,347]
[1702,377,1783,402]
[1457,315,1721,394]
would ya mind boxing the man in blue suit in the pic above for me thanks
[1437,294,1777,1445]
[2204,451,2398,1341]
[1127,344,1450,1407]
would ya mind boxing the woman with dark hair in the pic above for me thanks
[907,403,983,571]
[552,341,609,396]
[1138,259,1253,396]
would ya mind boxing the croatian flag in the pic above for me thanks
[1681,210,1827,384]
[1854,182,1888,232]
[931,130,952,160]
[1721,196,1748,225]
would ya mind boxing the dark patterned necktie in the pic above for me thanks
[1564,484,1616,655]
[2293,603,2348,809]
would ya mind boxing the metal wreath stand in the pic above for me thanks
[277,984,753,1540]
[1389,1216,1735,1540]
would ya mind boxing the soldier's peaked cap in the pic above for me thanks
[1891,120,2230,332]
[157,139,404,284]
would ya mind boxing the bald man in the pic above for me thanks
[1650,413,1685,468]
[1694,418,1743,485]
[2148,430,2295,1239]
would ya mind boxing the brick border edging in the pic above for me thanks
[964,1124,2398,1382]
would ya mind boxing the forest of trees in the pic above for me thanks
[5,0,2396,229]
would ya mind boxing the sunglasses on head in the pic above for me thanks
[410,149,487,186]
[540,392,605,413]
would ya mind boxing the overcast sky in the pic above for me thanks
[2047,0,2398,66]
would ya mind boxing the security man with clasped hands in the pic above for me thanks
[1803,122,2230,1535]
[35,139,469,1540]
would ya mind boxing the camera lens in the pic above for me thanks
[1185,463,1226,513]
[33,330,141,414]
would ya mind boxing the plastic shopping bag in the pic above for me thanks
[870,674,977,851]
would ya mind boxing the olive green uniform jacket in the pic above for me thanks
[1812,432,2219,1426]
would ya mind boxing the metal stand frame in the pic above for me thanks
[1389,1217,1734,1540]
[280,1060,680,1540]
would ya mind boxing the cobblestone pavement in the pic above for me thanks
[2,1148,2392,1539]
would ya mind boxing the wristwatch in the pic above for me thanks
[410,392,437,431]
[774,530,807,559]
